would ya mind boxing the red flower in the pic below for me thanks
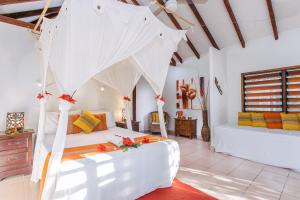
[97,144,106,152]
[59,94,76,104]
[155,95,165,102]
[36,93,44,100]
[123,96,131,101]
[123,137,134,146]
[142,137,150,144]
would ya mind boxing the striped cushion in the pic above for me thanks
[251,113,267,127]
[151,112,160,123]
[67,114,81,134]
[238,112,252,126]
[73,112,100,133]
[281,113,300,130]
[264,112,282,129]
[93,113,108,131]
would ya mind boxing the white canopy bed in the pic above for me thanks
[31,0,186,199]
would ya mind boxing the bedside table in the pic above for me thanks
[116,121,140,132]
[0,132,33,180]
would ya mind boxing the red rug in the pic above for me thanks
[138,179,218,200]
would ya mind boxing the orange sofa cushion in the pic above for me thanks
[264,112,282,129]
[67,114,81,134]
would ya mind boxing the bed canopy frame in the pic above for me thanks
[31,0,186,199]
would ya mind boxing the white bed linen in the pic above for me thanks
[40,127,180,200]
[214,124,300,171]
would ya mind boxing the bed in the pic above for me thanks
[39,127,180,200]
[214,124,300,171]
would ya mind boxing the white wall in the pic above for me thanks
[225,27,300,124]
[209,47,228,146]
[163,56,210,138]
[0,23,123,131]
[136,77,157,131]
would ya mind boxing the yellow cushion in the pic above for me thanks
[251,113,267,127]
[238,112,252,126]
[281,113,300,130]
[73,112,100,133]
[152,112,159,123]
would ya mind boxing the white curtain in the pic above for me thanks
[156,97,168,138]
[42,100,72,200]
[124,98,133,131]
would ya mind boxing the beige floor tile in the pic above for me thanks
[245,184,281,200]
[283,177,300,198]
[263,165,291,177]
[229,168,261,182]
[253,171,287,192]
[0,177,25,200]
[289,171,300,180]
[280,193,300,200]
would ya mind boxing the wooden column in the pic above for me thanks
[132,86,137,121]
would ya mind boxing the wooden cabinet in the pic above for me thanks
[0,132,33,180]
[116,121,140,132]
[175,118,197,139]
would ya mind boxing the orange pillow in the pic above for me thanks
[264,112,282,129]
[67,114,81,134]
[93,113,108,131]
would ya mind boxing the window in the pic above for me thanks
[241,65,300,113]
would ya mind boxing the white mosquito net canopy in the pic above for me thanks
[32,0,186,198]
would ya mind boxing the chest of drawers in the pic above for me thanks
[175,118,197,139]
[0,132,33,180]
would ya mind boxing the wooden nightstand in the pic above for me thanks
[0,132,33,180]
[116,121,140,132]
[175,118,197,139]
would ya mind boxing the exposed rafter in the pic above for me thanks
[0,15,35,29]
[157,0,200,59]
[3,6,60,19]
[171,57,176,66]
[174,52,183,63]
[186,0,220,50]
[0,0,37,5]
[266,0,278,40]
[223,0,245,48]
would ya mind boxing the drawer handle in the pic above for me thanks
[8,157,19,161]
[8,141,21,145]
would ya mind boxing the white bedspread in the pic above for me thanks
[40,127,180,200]
[214,124,300,171]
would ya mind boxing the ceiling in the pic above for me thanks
[1,0,300,64]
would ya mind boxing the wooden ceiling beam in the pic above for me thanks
[3,6,60,19]
[171,57,176,66]
[174,52,183,63]
[0,0,37,5]
[186,0,220,50]
[223,0,245,48]
[157,0,200,59]
[0,14,35,29]
[266,0,278,40]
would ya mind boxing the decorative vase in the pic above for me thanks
[201,110,210,142]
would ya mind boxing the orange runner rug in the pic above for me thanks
[138,179,218,200]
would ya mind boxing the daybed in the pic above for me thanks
[214,124,300,171]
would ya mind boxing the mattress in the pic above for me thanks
[40,127,180,200]
[214,124,300,171]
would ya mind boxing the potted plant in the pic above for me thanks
[199,77,210,142]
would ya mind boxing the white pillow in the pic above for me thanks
[44,112,59,134]
[88,110,116,128]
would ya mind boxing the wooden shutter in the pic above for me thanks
[286,68,300,112]
[242,71,283,112]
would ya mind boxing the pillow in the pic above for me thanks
[238,112,252,126]
[251,113,267,127]
[281,113,300,130]
[264,112,282,129]
[93,113,108,131]
[88,110,115,128]
[67,114,81,134]
[151,112,159,123]
[73,112,101,133]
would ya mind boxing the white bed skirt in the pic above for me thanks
[40,128,180,200]
[214,124,300,171]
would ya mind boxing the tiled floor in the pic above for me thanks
[1,136,300,200]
